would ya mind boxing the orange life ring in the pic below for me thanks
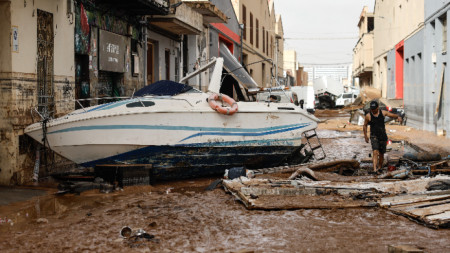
[208,93,238,115]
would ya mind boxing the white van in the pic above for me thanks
[335,92,358,108]
[290,86,315,110]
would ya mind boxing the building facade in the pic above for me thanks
[304,65,351,85]
[296,66,309,86]
[232,0,284,87]
[402,1,450,136]
[0,0,81,185]
[284,50,297,86]
[352,6,374,88]
[0,0,255,185]
[373,0,424,99]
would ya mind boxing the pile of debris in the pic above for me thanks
[221,159,450,229]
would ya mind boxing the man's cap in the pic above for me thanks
[370,101,378,110]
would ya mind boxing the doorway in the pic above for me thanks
[75,54,90,109]
[147,41,154,84]
[165,49,170,80]
[37,9,54,118]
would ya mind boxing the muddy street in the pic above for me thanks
[1,110,449,253]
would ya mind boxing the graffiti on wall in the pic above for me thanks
[85,8,140,40]
[75,3,141,55]
[75,3,90,54]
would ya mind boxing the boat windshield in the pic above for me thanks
[134,80,193,97]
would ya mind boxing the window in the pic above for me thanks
[250,13,253,45]
[126,101,155,108]
[266,30,269,56]
[262,27,265,53]
[242,5,247,41]
[367,17,374,32]
[440,14,447,52]
[256,19,259,48]
[343,94,353,99]
[270,36,273,58]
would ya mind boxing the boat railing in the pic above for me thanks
[39,95,196,117]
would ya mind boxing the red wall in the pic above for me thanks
[395,40,404,99]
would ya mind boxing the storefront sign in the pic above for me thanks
[99,29,126,72]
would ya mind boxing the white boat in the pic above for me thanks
[25,58,320,179]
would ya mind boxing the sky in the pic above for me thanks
[273,0,375,66]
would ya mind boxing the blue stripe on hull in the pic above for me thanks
[81,145,301,180]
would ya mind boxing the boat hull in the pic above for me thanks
[25,96,318,179]
[78,144,304,180]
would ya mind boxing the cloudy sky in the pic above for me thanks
[273,0,375,66]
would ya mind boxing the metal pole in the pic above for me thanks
[275,38,278,84]
[143,21,148,87]
[240,24,244,66]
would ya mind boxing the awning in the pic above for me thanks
[219,42,259,89]
[183,1,228,24]
[95,0,169,15]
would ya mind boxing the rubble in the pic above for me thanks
[222,159,450,228]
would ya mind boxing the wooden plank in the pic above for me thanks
[430,160,448,167]
[435,63,445,117]
[412,168,450,174]
[309,159,360,171]
[390,199,450,212]
[407,203,450,217]
[425,210,450,221]
[388,244,424,253]
[380,194,450,207]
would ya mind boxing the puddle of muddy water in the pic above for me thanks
[0,187,47,206]
[1,181,449,253]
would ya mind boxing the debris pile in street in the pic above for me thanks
[222,160,450,228]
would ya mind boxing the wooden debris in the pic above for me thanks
[379,193,450,207]
[388,244,424,253]
[288,168,318,181]
[308,159,360,172]
[222,178,376,210]
[380,193,450,228]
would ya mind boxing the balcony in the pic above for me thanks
[353,32,374,77]
[95,0,169,15]
[183,1,227,24]
[149,0,227,35]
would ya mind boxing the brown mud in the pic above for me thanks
[0,109,449,252]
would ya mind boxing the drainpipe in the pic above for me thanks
[240,23,244,66]
[275,37,279,85]
[142,19,148,87]
[180,36,184,81]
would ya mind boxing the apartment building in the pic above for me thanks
[352,6,374,87]
[373,0,424,99]
[232,0,284,87]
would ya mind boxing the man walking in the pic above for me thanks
[363,100,403,173]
